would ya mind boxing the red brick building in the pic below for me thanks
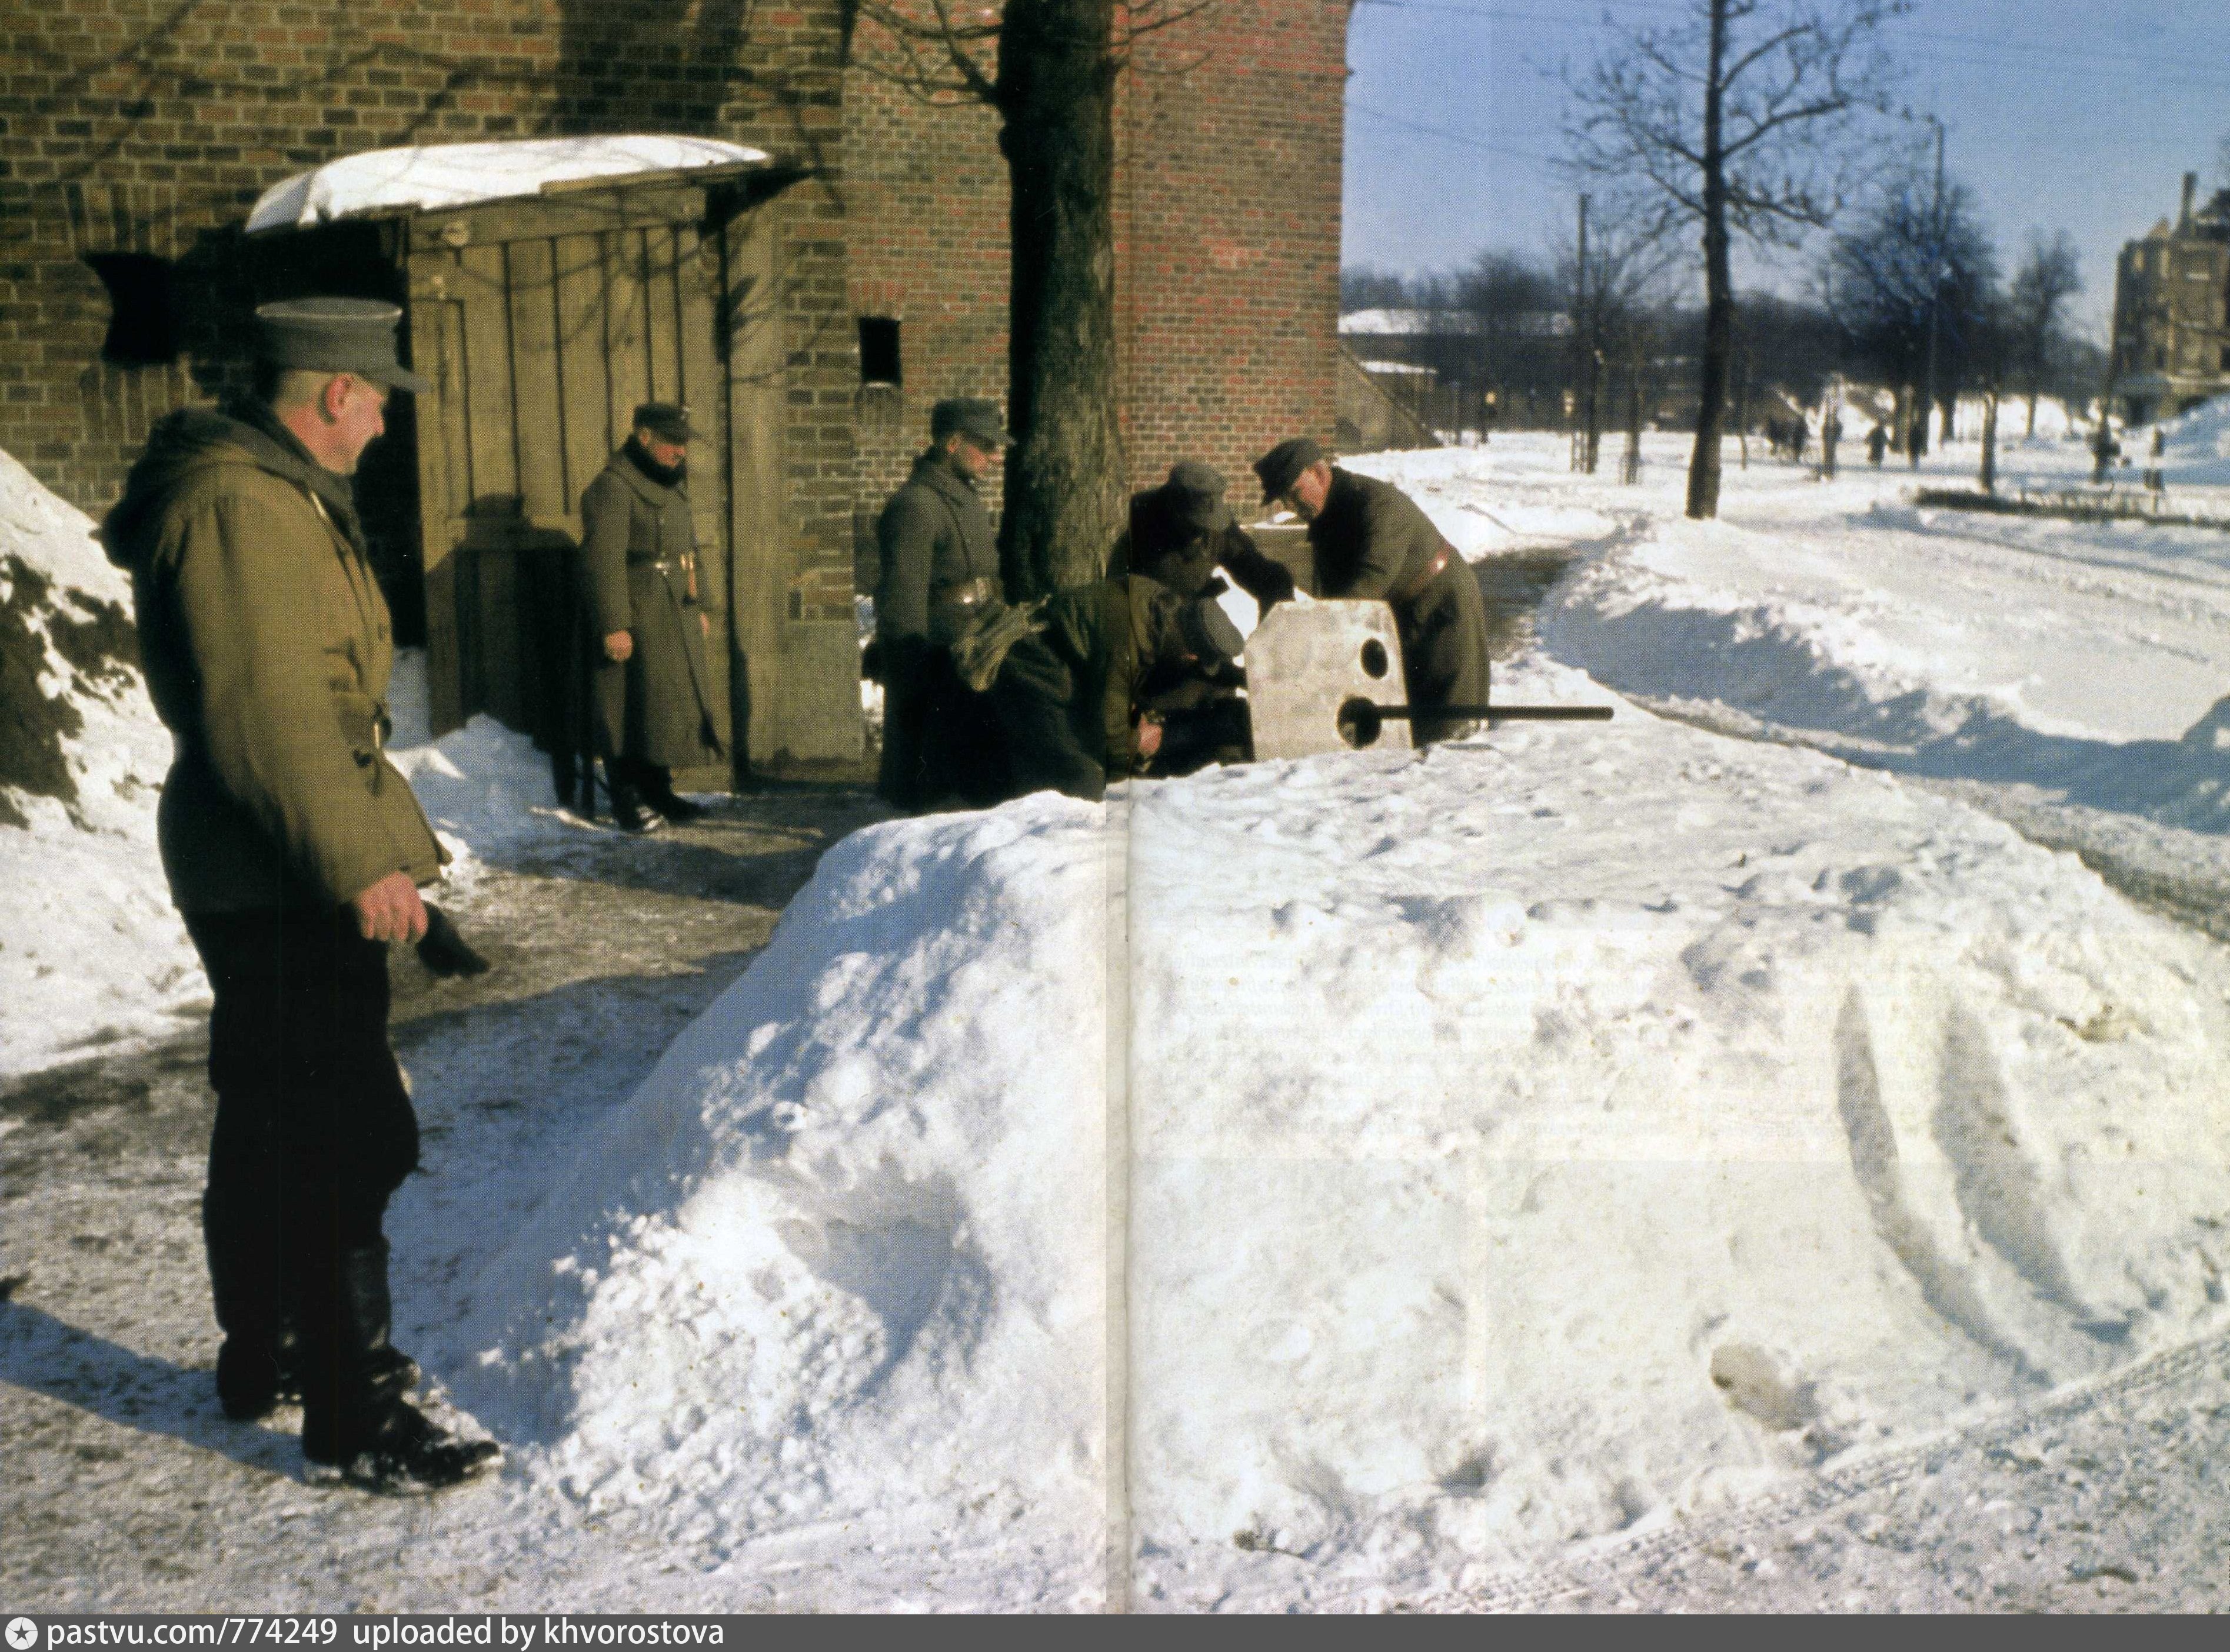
[1,1,1350,763]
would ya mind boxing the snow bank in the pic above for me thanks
[385,650,581,878]
[455,797,1113,1566]
[453,659,2230,1597]
[246,136,770,234]
[2143,396,2230,487]
[1540,496,2230,831]
[0,448,203,1076]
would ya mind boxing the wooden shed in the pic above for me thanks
[242,138,854,787]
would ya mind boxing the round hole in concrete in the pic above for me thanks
[1337,697,1383,748]
[1359,638,1389,680]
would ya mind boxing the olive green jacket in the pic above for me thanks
[989,575,1175,802]
[578,444,722,768]
[100,405,444,914]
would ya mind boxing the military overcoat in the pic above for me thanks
[873,453,1006,807]
[1306,467,1492,742]
[578,446,723,770]
[99,405,445,913]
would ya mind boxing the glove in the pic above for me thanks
[416,903,491,978]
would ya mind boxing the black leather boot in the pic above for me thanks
[642,766,705,824]
[206,1194,301,1421]
[301,1242,495,1494]
[604,766,664,834]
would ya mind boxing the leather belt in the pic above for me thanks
[927,576,1001,646]
[932,576,1000,610]
[1390,543,1451,607]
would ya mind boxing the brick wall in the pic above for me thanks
[841,0,1350,552]
[0,0,858,630]
[6,1,1351,612]
[1119,0,1349,502]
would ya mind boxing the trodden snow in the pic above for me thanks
[7,424,2230,1606]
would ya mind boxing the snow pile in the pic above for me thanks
[385,651,579,877]
[454,797,1112,1566]
[0,448,203,1077]
[452,659,2230,1597]
[2143,396,2230,487]
[247,136,770,234]
[1529,478,2230,833]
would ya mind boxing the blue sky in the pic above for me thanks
[1340,0,2230,337]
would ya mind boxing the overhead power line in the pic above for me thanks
[1346,101,1561,165]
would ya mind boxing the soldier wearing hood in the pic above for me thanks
[99,298,498,1494]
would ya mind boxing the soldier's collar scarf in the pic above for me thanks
[624,436,687,489]
[223,397,372,554]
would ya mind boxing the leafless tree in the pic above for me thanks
[2005,232,2082,438]
[850,0,1210,597]
[1563,0,1908,518]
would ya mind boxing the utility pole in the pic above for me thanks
[1572,192,1590,472]
[1921,115,1947,464]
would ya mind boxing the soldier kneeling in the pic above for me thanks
[960,574,1245,804]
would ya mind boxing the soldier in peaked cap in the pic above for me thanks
[1107,460,1297,612]
[99,297,499,1493]
[871,395,1014,810]
[1253,436,1492,745]
[578,400,725,831]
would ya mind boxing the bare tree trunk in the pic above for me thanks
[996,0,1124,599]
[1979,389,1999,494]
[1686,0,1730,521]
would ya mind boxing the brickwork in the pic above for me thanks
[1,0,858,626]
[1118,1,1349,498]
[841,1,1350,542]
[6,1,1350,622]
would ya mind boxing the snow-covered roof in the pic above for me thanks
[1340,306,1574,339]
[245,136,770,234]
[1340,307,1483,337]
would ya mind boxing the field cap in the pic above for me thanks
[1177,594,1244,667]
[1252,436,1326,504]
[931,397,1013,448]
[632,402,698,443]
[254,297,431,394]
[1159,461,1234,534]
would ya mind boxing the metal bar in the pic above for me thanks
[1374,704,1613,722]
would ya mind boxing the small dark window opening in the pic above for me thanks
[84,252,181,367]
[859,316,901,387]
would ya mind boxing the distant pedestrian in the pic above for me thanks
[578,402,725,831]
[1866,424,1889,467]
[99,298,499,1494]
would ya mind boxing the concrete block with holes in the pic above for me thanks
[1243,599,1411,761]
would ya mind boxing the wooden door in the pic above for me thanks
[404,186,738,766]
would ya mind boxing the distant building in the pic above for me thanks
[2112,172,2230,424]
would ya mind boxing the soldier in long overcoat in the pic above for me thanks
[99,298,497,1494]
[1253,437,1492,745]
[873,397,1013,809]
[579,402,724,829]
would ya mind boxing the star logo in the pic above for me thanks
[6,1618,38,1651]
